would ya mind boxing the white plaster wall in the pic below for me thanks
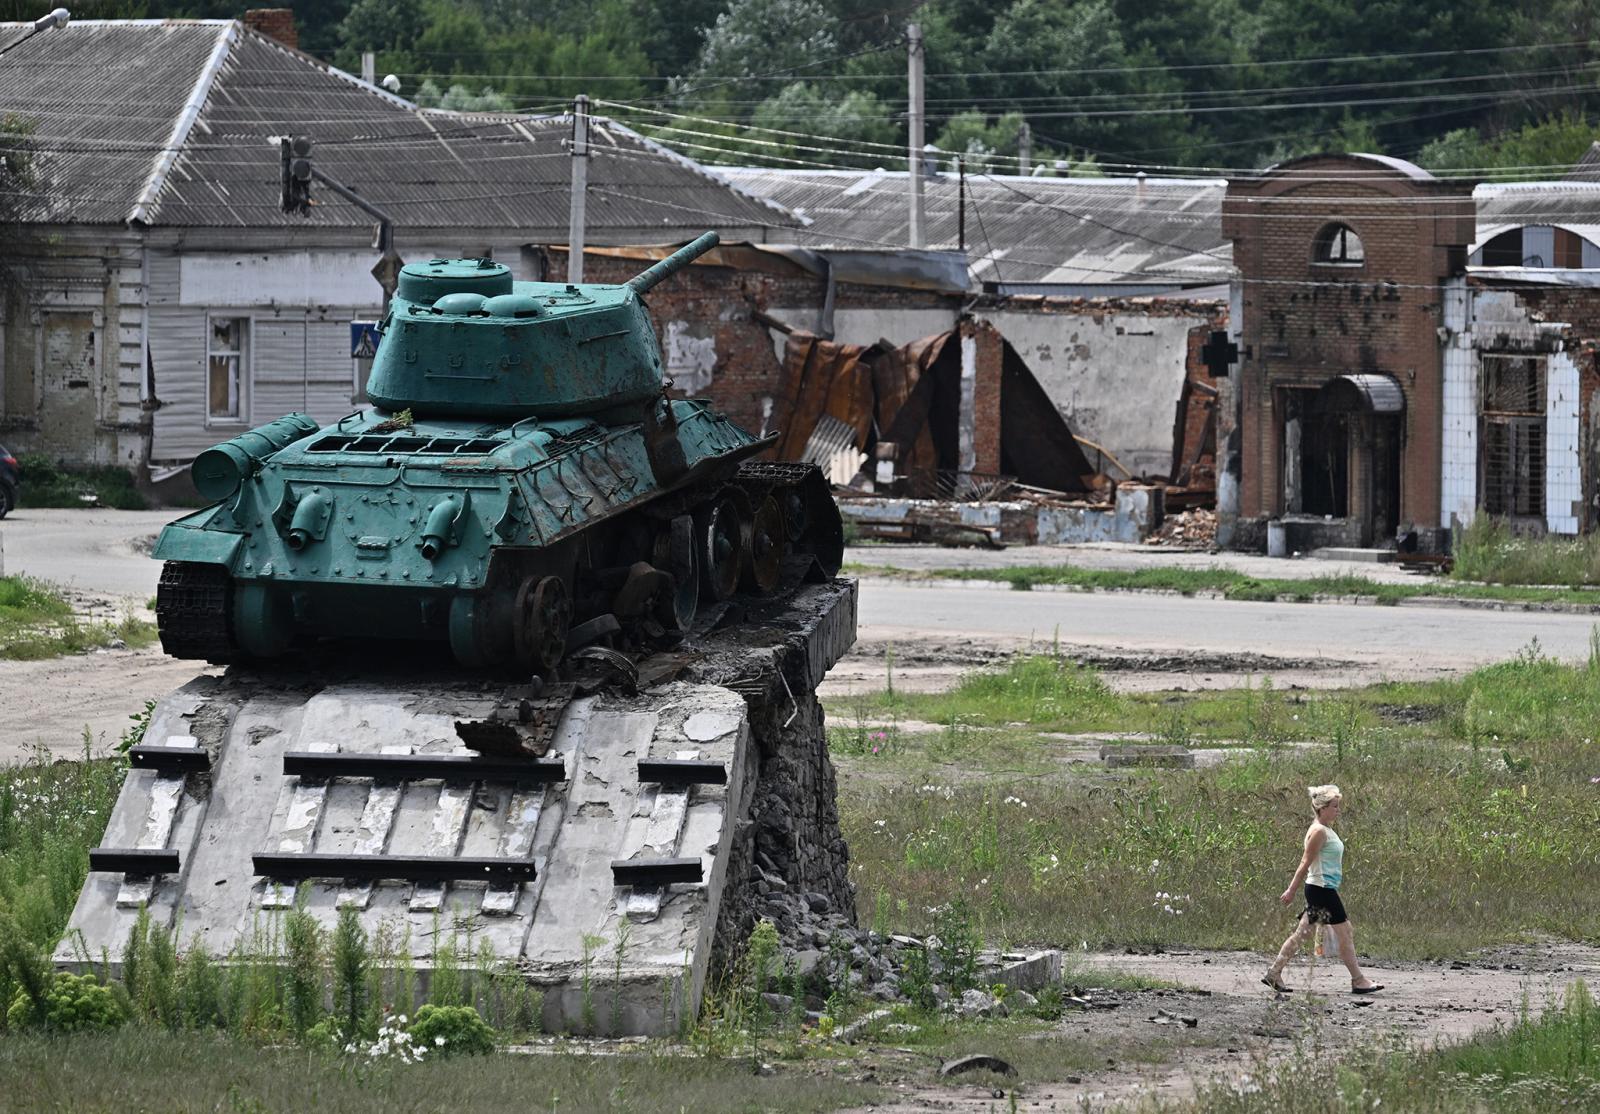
[180,252,393,307]
[1440,276,1476,529]
[1545,349,1581,534]
[976,309,1205,477]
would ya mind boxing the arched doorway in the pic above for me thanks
[1282,374,1403,546]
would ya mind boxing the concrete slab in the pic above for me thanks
[56,578,861,1037]
[1308,547,1396,563]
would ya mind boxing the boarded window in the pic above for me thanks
[1313,223,1365,264]
[1554,228,1584,269]
[207,316,248,423]
[1478,354,1545,519]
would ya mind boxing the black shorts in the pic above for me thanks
[1303,884,1347,926]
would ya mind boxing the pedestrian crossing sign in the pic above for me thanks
[350,322,380,360]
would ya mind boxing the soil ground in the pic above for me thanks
[833,942,1600,1112]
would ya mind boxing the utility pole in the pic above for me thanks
[956,156,965,252]
[906,23,924,249]
[361,51,375,85]
[1017,121,1031,176]
[568,93,590,283]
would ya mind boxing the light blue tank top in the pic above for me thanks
[1305,824,1343,889]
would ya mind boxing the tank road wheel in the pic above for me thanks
[155,561,237,663]
[698,495,742,602]
[514,576,571,674]
[742,495,784,594]
[654,514,700,634]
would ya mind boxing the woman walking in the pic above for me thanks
[1262,784,1383,994]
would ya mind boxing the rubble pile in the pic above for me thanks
[1147,507,1218,549]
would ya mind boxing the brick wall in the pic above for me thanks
[242,9,298,49]
[1223,155,1475,538]
[968,318,1003,474]
[545,248,955,438]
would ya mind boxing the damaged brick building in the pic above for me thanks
[1220,153,1600,551]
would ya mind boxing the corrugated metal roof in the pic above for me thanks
[0,20,228,224]
[719,167,1232,287]
[0,20,796,234]
[1471,181,1600,254]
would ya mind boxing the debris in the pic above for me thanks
[1149,1008,1198,1028]
[940,1054,1017,1078]
[1147,507,1217,548]
[956,989,1005,1019]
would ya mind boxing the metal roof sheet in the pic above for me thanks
[1471,182,1600,251]
[0,20,796,234]
[719,167,1232,286]
[1332,373,1404,414]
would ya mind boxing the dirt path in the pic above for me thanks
[0,643,213,762]
[819,634,1438,701]
[838,943,1600,1112]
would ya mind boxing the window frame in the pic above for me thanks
[1312,223,1366,267]
[205,314,251,428]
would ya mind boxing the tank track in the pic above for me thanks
[155,561,237,664]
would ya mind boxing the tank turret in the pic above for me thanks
[367,232,720,420]
[153,232,842,671]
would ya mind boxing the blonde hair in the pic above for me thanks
[1308,784,1342,811]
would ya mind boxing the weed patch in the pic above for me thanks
[0,576,156,660]
[1454,514,1600,587]
[837,653,1600,957]
[846,560,1600,607]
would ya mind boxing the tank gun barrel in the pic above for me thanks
[626,231,720,294]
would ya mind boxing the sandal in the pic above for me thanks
[1261,973,1293,994]
[1351,984,1385,995]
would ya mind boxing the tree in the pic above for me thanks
[978,0,1198,163]
[748,82,900,168]
[682,0,837,88]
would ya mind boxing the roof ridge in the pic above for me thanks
[127,20,238,226]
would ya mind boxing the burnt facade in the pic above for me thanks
[1223,154,1475,549]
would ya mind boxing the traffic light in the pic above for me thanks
[280,136,313,215]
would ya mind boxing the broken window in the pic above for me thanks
[1313,223,1365,265]
[1478,354,1545,519]
[207,316,248,423]
[1480,229,1525,268]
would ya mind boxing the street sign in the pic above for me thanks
[350,322,380,360]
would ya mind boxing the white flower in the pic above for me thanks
[435,1036,446,1046]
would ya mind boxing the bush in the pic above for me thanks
[14,453,147,511]
[409,1004,496,1057]
[7,972,126,1032]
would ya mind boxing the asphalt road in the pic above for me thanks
[0,507,175,599]
[857,580,1600,675]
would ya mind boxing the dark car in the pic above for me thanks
[0,444,18,518]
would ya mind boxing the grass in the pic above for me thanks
[0,1028,874,1113]
[834,649,1600,958]
[0,575,157,659]
[0,751,125,959]
[843,560,1600,608]
[13,453,147,511]
[1139,981,1600,1113]
[1453,514,1600,587]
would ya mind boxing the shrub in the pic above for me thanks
[7,972,125,1032]
[409,1003,496,1057]
[14,453,147,511]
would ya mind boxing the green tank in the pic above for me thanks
[153,232,842,671]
